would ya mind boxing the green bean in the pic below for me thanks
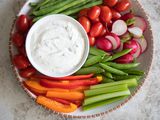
[29,2,38,7]
[99,63,128,76]
[123,69,145,75]
[33,0,51,11]
[103,72,113,79]
[105,62,140,70]
[110,49,132,61]
[83,56,103,67]
[112,75,142,81]
[75,67,105,75]
[40,0,62,9]
[89,47,109,57]
[83,96,127,111]
[102,56,112,62]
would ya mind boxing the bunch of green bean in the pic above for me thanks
[29,0,103,22]
[75,47,145,83]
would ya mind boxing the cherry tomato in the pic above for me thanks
[103,0,118,7]
[111,9,121,20]
[29,18,33,28]
[12,32,24,47]
[78,8,89,17]
[18,46,26,56]
[99,26,107,37]
[91,17,100,24]
[88,6,101,20]
[90,22,103,37]
[16,15,29,33]
[78,16,91,33]
[100,6,112,24]
[88,35,95,46]
[19,67,36,78]
[13,54,30,69]
[114,0,131,12]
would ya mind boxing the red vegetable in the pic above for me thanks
[12,32,24,47]
[103,0,118,7]
[115,53,134,63]
[123,40,139,54]
[133,16,147,32]
[99,26,107,37]
[51,98,71,105]
[96,37,113,51]
[88,35,96,46]
[78,8,89,17]
[13,54,30,69]
[111,9,121,21]
[78,16,91,33]
[88,6,101,20]
[18,46,27,56]
[114,0,131,12]
[134,38,147,53]
[91,17,100,24]
[100,6,112,23]
[19,67,36,78]
[121,12,134,21]
[90,22,103,37]
[16,15,29,33]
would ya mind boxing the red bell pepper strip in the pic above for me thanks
[32,74,94,80]
[40,77,101,89]
[51,98,71,105]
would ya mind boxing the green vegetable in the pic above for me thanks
[102,56,112,62]
[126,18,135,26]
[110,49,132,61]
[40,0,63,9]
[33,0,51,11]
[90,78,138,89]
[102,77,114,83]
[99,63,128,76]
[84,56,103,67]
[83,90,130,105]
[105,62,140,70]
[83,96,127,111]
[85,84,128,97]
[89,47,110,57]
[103,72,113,79]
[123,69,145,75]
[113,75,142,81]
[75,67,105,75]
[29,2,38,7]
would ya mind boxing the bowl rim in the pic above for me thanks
[9,0,154,119]
[25,14,90,77]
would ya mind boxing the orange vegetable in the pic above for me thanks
[46,91,84,101]
[36,96,77,113]
[70,86,89,92]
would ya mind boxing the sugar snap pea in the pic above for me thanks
[105,62,140,70]
[75,67,105,75]
[83,56,103,67]
[102,77,114,83]
[122,69,145,75]
[89,47,109,57]
[103,72,113,79]
[112,75,142,81]
[102,56,112,62]
[99,63,128,76]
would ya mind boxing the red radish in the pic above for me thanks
[134,37,147,53]
[133,16,147,32]
[121,12,134,21]
[120,32,131,42]
[111,20,127,36]
[95,37,113,51]
[132,42,142,58]
[115,42,124,52]
[111,9,121,20]
[128,27,143,38]
[105,33,121,50]
[114,54,134,63]
[123,40,139,54]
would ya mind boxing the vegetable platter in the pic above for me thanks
[9,0,154,118]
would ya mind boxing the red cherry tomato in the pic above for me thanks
[103,0,118,7]
[78,8,89,17]
[88,6,101,20]
[18,46,27,56]
[111,9,121,20]
[19,67,36,78]
[12,32,24,47]
[100,6,112,24]
[114,0,131,12]
[13,54,30,69]
[88,35,95,46]
[78,16,91,33]
[29,18,33,28]
[99,26,107,37]
[90,22,103,37]
[91,17,100,24]
[16,15,29,33]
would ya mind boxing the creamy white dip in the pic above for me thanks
[30,19,85,76]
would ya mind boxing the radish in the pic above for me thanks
[123,40,139,54]
[95,37,113,52]
[114,54,134,64]
[134,37,147,53]
[132,42,142,58]
[133,16,147,32]
[121,12,134,21]
[128,27,143,38]
[120,32,132,42]
[115,42,124,52]
[105,33,121,50]
[111,20,127,36]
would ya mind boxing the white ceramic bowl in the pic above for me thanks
[25,14,89,77]
[9,0,154,118]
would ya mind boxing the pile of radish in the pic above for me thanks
[78,0,147,64]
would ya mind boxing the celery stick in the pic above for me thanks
[91,78,137,89]
[83,96,127,111]
[85,84,128,97]
[83,90,130,106]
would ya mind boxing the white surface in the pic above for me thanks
[0,0,159,120]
